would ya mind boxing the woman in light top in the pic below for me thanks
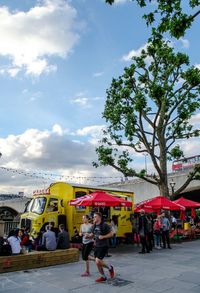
[7,229,21,255]
[79,215,94,276]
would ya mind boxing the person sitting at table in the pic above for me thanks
[19,228,32,252]
[57,224,70,249]
[32,232,43,250]
[0,236,12,256]
[41,225,57,251]
[71,226,82,243]
[7,229,22,255]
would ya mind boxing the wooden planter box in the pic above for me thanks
[0,248,79,273]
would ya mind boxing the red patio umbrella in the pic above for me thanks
[134,198,155,213]
[134,196,185,213]
[174,197,200,218]
[68,190,132,207]
[173,197,200,208]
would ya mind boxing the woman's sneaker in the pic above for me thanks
[81,272,90,277]
[95,276,107,282]
[109,265,115,278]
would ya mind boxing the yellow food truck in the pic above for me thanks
[20,182,134,241]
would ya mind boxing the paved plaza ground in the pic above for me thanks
[0,240,200,293]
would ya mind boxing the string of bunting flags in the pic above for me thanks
[0,166,124,184]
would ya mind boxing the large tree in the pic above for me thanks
[94,35,200,197]
[105,0,200,38]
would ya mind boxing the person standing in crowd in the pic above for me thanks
[110,219,117,248]
[42,225,57,251]
[161,213,172,249]
[189,216,195,226]
[89,212,115,282]
[147,215,154,251]
[79,215,94,277]
[171,215,177,230]
[138,210,149,254]
[132,214,140,246]
[57,224,70,249]
[153,215,162,249]
[7,229,21,255]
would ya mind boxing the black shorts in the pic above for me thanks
[82,242,94,261]
[94,246,108,260]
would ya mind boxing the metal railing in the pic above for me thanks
[0,221,20,237]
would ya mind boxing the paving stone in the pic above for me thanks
[175,271,200,285]
[1,240,200,293]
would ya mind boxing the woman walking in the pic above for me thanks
[79,215,94,276]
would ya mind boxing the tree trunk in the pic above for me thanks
[157,109,169,198]
[159,178,170,198]
[159,144,170,198]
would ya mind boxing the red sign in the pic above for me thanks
[33,188,50,195]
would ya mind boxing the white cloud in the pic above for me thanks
[0,125,118,194]
[180,38,190,49]
[52,124,63,136]
[189,113,200,127]
[122,39,176,63]
[93,96,103,101]
[76,125,105,136]
[70,92,103,108]
[93,72,104,77]
[122,44,148,62]
[28,91,43,102]
[179,139,200,158]
[70,91,89,107]
[195,64,200,70]
[71,98,89,107]
[0,0,82,76]
[76,125,106,145]
[113,0,130,4]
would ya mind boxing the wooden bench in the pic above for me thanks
[0,248,79,274]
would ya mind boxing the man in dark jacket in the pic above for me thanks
[138,209,149,254]
[57,224,70,249]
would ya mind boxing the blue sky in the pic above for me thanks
[0,0,200,194]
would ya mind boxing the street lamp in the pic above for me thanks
[169,179,176,196]
[143,154,148,174]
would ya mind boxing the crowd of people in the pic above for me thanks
[0,212,116,283]
[135,210,172,254]
[0,223,70,256]
[133,210,200,254]
[1,209,200,283]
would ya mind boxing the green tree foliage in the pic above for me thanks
[105,0,200,38]
[94,35,200,197]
